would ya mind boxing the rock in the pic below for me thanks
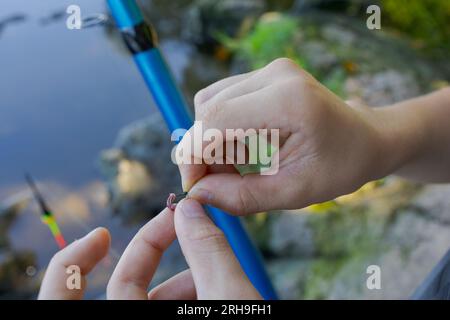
[0,190,31,220]
[160,40,196,85]
[265,178,450,299]
[182,0,266,47]
[301,41,338,71]
[298,205,450,299]
[267,258,309,299]
[321,24,356,46]
[412,184,450,225]
[0,192,31,249]
[345,71,421,107]
[268,210,316,257]
[225,11,444,105]
[99,114,180,223]
[363,211,450,299]
[0,251,38,299]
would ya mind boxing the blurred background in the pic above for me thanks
[0,0,449,299]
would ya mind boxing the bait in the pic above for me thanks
[166,192,188,210]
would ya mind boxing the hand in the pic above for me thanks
[178,58,387,215]
[38,199,261,300]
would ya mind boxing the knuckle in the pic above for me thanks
[109,272,141,292]
[139,231,166,254]
[187,224,229,253]
[188,223,223,241]
[194,89,209,107]
[269,57,299,71]
[194,100,205,117]
[282,75,315,114]
[199,101,222,124]
[236,182,259,215]
[286,74,308,91]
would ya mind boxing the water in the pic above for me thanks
[0,0,208,298]
[0,0,154,186]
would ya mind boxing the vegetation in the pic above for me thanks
[381,0,450,55]
[218,13,347,97]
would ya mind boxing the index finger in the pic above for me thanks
[107,208,176,300]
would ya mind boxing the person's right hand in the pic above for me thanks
[178,58,395,215]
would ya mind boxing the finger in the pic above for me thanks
[174,199,261,299]
[177,134,238,191]
[194,70,258,106]
[176,113,279,192]
[182,81,292,161]
[38,227,111,300]
[207,163,237,174]
[197,58,309,135]
[107,208,176,300]
[176,123,214,191]
[148,269,196,300]
[188,171,290,215]
[195,73,266,117]
[200,82,296,134]
[194,57,303,107]
[195,60,301,118]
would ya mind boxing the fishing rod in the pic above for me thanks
[107,0,277,299]
[25,173,67,250]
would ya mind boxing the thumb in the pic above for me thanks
[38,227,111,300]
[188,171,289,215]
[174,199,260,299]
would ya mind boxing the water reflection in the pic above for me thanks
[39,9,67,26]
[0,14,27,35]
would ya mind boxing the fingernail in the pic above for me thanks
[178,199,204,218]
[188,187,214,203]
[181,174,196,192]
[181,179,190,192]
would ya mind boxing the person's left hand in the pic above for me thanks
[38,199,261,300]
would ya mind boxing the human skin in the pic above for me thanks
[178,58,450,216]
[38,199,261,300]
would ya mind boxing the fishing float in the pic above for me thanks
[25,174,67,250]
[106,0,277,300]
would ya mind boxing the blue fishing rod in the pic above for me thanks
[107,0,277,300]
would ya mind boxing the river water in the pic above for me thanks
[0,0,213,298]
